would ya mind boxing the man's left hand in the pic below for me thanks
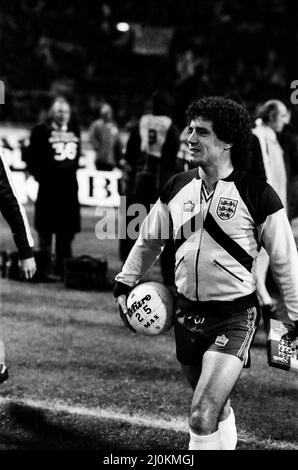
[19,257,37,279]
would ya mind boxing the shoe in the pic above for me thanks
[0,364,8,384]
[31,272,57,283]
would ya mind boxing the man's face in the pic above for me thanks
[187,117,230,168]
[52,101,71,127]
[270,104,289,133]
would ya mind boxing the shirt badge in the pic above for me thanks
[216,197,238,220]
[183,200,195,212]
[215,334,229,347]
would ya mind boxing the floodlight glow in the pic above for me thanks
[116,22,130,32]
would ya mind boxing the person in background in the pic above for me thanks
[250,99,290,328]
[89,102,123,171]
[24,96,81,279]
[172,48,202,132]
[277,110,298,221]
[0,148,36,383]
[114,96,298,450]
[119,90,180,285]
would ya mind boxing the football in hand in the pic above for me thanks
[125,282,174,336]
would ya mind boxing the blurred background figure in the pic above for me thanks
[277,110,298,222]
[23,96,81,279]
[250,99,291,327]
[172,48,202,132]
[251,100,289,210]
[119,89,180,285]
[89,102,123,171]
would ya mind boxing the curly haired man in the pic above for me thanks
[113,96,298,450]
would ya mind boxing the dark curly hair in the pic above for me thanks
[186,96,252,170]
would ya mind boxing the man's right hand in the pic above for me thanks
[116,294,128,315]
[19,257,37,279]
[115,295,135,332]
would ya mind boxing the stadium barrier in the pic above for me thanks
[0,125,122,207]
[9,168,122,207]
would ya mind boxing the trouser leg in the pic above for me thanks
[55,231,75,275]
[36,232,53,279]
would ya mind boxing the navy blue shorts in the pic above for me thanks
[173,294,260,368]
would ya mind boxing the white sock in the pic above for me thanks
[189,428,222,450]
[218,407,237,450]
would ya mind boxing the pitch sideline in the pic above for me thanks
[0,396,297,450]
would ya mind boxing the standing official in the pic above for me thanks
[114,97,298,450]
[0,148,36,383]
[24,97,81,278]
[89,102,123,171]
[250,100,290,325]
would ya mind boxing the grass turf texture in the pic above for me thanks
[0,205,297,450]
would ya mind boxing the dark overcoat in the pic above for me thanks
[25,120,81,233]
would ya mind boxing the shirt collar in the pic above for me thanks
[51,121,68,132]
[256,121,278,142]
[195,167,236,182]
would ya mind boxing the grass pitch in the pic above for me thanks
[0,205,297,451]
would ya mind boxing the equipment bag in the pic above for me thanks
[63,255,108,290]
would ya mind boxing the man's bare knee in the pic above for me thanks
[189,400,219,434]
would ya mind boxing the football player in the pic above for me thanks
[0,148,36,383]
[113,96,298,450]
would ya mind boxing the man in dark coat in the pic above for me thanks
[24,96,81,277]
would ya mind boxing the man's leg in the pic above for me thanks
[182,363,231,419]
[36,232,53,279]
[188,351,243,450]
[181,364,201,391]
[55,231,74,276]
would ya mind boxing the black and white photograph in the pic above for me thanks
[0,0,297,464]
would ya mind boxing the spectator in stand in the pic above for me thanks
[278,112,298,221]
[89,102,123,171]
[250,99,291,328]
[24,96,81,279]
